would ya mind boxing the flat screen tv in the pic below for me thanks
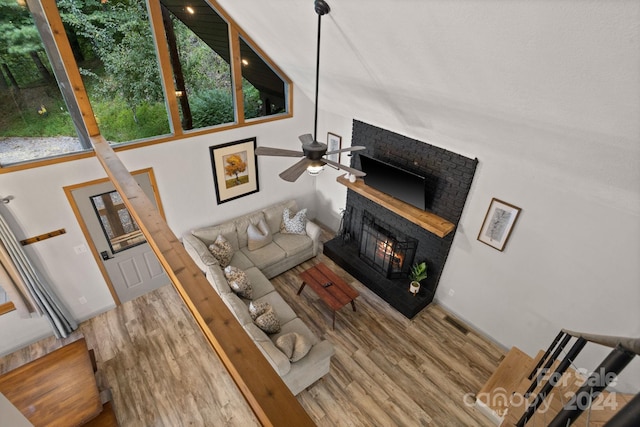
[358,154,427,210]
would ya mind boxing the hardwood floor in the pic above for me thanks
[1,250,504,426]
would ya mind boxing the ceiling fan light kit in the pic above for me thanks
[253,0,366,182]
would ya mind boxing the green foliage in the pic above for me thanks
[189,89,234,128]
[0,103,75,137]
[409,262,428,283]
[93,99,170,143]
[243,82,263,119]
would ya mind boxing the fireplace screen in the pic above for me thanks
[359,212,417,279]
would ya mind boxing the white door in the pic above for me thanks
[69,171,168,303]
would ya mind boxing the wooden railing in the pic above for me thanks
[91,136,315,426]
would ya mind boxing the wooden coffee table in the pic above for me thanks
[297,262,359,329]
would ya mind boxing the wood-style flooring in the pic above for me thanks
[1,250,505,426]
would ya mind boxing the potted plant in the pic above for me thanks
[408,261,427,296]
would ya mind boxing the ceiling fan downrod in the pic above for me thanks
[312,0,330,145]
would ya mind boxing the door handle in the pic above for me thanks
[100,251,112,260]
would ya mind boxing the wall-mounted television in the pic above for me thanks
[358,154,427,210]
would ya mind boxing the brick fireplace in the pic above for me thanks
[324,120,478,318]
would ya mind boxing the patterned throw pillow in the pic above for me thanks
[247,218,273,251]
[280,208,308,235]
[275,332,312,362]
[209,234,233,267]
[249,301,271,320]
[253,306,281,334]
[224,266,252,299]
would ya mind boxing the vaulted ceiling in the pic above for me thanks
[214,1,639,210]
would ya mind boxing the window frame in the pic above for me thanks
[0,0,292,173]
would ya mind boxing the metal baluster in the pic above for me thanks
[516,337,587,427]
[548,345,636,427]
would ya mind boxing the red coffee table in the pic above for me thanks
[297,262,359,329]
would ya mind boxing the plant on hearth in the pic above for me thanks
[409,261,428,283]
[408,261,427,296]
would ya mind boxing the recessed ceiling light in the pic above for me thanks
[241,59,249,66]
[186,6,195,14]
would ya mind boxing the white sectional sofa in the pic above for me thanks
[182,199,334,395]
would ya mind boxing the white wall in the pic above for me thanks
[0,91,318,356]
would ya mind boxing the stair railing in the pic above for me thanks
[515,330,639,427]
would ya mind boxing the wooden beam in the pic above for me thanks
[90,136,315,427]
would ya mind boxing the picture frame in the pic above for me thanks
[477,198,522,251]
[209,137,259,204]
[326,132,342,165]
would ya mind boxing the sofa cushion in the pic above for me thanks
[192,222,238,250]
[247,218,273,251]
[244,324,291,376]
[235,212,265,249]
[206,265,231,295]
[224,266,252,299]
[251,291,297,325]
[272,233,313,258]
[221,292,252,326]
[275,332,313,362]
[229,251,254,271]
[240,242,286,271]
[209,235,233,267]
[263,200,297,235]
[245,267,275,299]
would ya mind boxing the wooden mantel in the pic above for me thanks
[337,175,455,238]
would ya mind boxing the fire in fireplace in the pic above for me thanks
[359,212,417,279]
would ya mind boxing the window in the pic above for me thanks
[0,0,89,166]
[0,0,291,168]
[159,0,234,130]
[90,190,146,254]
[57,0,171,143]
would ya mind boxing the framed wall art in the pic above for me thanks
[326,132,342,164]
[477,198,521,251]
[210,137,259,204]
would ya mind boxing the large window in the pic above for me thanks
[57,0,171,143]
[0,0,88,165]
[0,0,291,168]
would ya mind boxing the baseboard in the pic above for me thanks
[475,398,504,426]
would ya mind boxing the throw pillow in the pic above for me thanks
[247,218,273,251]
[248,300,271,320]
[280,207,308,235]
[254,306,281,334]
[224,266,252,299]
[209,234,233,267]
[275,332,312,362]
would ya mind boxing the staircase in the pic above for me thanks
[476,330,639,426]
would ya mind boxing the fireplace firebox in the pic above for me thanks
[359,212,417,279]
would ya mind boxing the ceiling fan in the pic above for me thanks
[254,0,366,182]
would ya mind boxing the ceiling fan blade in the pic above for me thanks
[255,146,304,157]
[299,134,314,145]
[325,145,366,155]
[322,158,366,177]
[279,158,313,182]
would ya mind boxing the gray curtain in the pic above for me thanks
[0,213,77,338]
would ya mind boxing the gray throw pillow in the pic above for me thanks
[247,218,273,251]
[275,332,312,362]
